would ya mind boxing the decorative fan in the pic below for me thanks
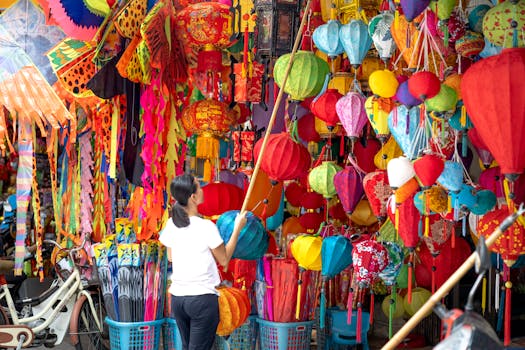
[114,0,148,39]
[116,33,151,84]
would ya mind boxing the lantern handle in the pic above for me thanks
[241,0,314,212]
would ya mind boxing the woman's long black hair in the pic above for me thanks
[170,174,197,228]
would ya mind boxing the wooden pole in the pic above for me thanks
[382,207,524,349]
[240,0,313,212]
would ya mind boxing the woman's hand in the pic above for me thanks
[234,211,248,231]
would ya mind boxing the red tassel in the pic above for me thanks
[340,135,345,157]
[357,303,363,344]
[370,292,375,325]
[347,288,354,324]
[504,273,512,346]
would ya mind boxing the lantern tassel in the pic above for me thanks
[497,288,505,333]
[370,292,375,326]
[495,269,500,312]
[424,215,429,237]
[407,255,413,304]
[482,276,487,316]
[347,287,354,324]
[320,283,327,329]
[504,270,512,346]
[356,302,363,344]
[296,271,302,320]
[395,206,400,231]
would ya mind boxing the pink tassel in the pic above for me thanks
[347,287,354,324]
[357,303,363,344]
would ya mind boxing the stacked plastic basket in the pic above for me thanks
[214,315,258,350]
[106,317,164,350]
[256,318,314,350]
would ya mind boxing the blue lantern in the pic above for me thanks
[266,192,285,231]
[339,19,373,68]
[437,161,464,192]
[217,210,269,260]
[313,20,345,58]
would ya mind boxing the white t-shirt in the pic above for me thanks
[159,216,224,296]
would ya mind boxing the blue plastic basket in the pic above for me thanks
[163,318,183,350]
[214,315,258,350]
[105,317,164,350]
[256,318,313,350]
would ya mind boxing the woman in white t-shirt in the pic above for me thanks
[159,174,247,350]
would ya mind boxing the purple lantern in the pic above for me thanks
[334,166,365,214]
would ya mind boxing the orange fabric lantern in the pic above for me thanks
[310,89,343,127]
[282,216,306,237]
[245,169,283,220]
[254,133,312,181]
[216,286,250,336]
[181,99,238,136]
[198,182,244,218]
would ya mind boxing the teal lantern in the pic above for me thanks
[274,50,330,101]
[313,20,345,58]
[319,235,353,328]
[339,19,373,68]
[217,210,269,260]
[436,161,464,192]
[308,161,343,198]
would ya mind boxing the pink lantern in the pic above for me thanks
[334,166,364,214]
[363,170,391,221]
[335,92,368,140]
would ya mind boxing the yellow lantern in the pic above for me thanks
[381,293,405,319]
[368,69,399,98]
[403,287,431,317]
[365,96,392,142]
[291,235,323,271]
[374,136,403,170]
[350,199,378,226]
[315,117,342,138]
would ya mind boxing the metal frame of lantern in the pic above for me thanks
[254,0,301,60]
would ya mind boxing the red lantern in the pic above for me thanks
[353,139,381,173]
[254,133,311,181]
[462,48,525,180]
[408,71,441,100]
[198,182,244,218]
[285,181,307,207]
[329,201,350,224]
[297,113,321,142]
[334,166,364,214]
[181,99,238,136]
[413,154,445,188]
[310,89,343,127]
[468,128,494,168]
[363,170,391,221]
[300,191,324,209]
[299,211,324,233]
[387,194,420,249]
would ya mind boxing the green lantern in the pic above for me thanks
[308,161,342,198]
[274,51,330,101]
[425,84,458,113]
[430,0,456,21]
[483,0,525,48]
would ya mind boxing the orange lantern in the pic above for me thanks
[245,169,283,220]
[181,99,238,137]
[216,286,250,336]
[282,216,306,237]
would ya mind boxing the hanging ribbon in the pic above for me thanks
[30,123,44,281]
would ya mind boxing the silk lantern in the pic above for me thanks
[395,178,420,205]
[469,5,490,34]
[467,128,495,169]
[282,216,306,237]
[217,211,269,260]
[354,138,382,172]
[308,161,343,198]
[369,12,396,62]
[387,156,416,189]
[462,48,525,181]
[334,166,364,214]
[363,170,391,221]
[297,113,321,143]
[254,133,311,181]
[340,19,373,68]
[424,84,458,113]
[455,31,486,58]
[274,51,330,101]
[387,105,427,160]
[436,161,464,192]
[374,136,403,170]
[245,169,283,220]
[432,0,456,21]
[483,0,525,48]
[408,71,441,100]
[350,200,378,226]
[413,154,445,188]
[313,19,345,58]
[403,287,431,317]
[217,286,250,336]
[285,181,307,207]
[301,191,324,209]
[368,69,399,98]
[310,89,343,127]
[335,92,368,140]
[395,81,422,107]
[198,182,244,218]
[365,96,393,142]
[299,211,324,233]
[400,0,431,22]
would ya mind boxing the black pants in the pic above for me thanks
[171,294,219,350]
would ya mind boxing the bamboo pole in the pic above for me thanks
[240,0,313,212]
[382,205,525,350]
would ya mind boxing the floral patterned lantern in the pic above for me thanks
[483,0,525,48]
[369,12,396,63]
[363,170,391,221]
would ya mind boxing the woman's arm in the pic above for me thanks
[212,211,247,269]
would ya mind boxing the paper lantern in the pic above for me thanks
[274,51,330,101]
[308,161,342,198]
[368,70,399,98]
[365,96,393,141]
[217,286,250,336]
[354,138,382,172]
[291,235,322,271]
[217,211,269,260]
[297,113,321,143]
[400,0,430,22]
[395,81,422,107]
[483,0,525,48]
[424,84,458,113]
[198,182,244,218]
[181,99,238,136]
[436,161,464,192]
[382,294,405,319]
[285,181,307,207]
[245,170,283,220]
[254,133,311,181]
[477,206,525,266]
[301,190,324,209]
[310,89,343,127]
[334,166,364,214]
[335,92,368,140]
[369,12,396,62]
[299,211,324,233]
[387,105,426,160]
[339,19,373,68]
[352,240,389,286]
[363,170,391,220]
[313,20,345,58]
[403,287,431,316]
[414,154,445,188]
[462,48,525,180]
[387,156,416,189]
[408,71,441,100]
[350,200,378,226]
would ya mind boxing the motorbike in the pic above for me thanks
[0,194,16,256]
